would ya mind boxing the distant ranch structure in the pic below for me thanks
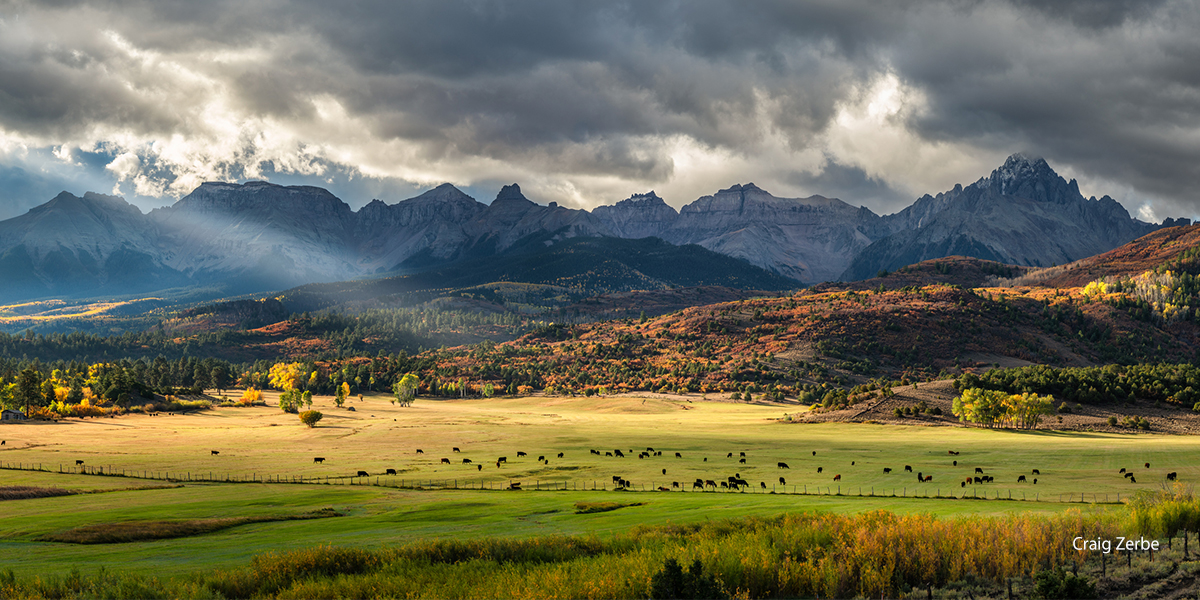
[1,409,26,422]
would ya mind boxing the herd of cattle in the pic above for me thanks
[181,446,1177,492]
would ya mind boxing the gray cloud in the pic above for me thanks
[0,0,1197,219]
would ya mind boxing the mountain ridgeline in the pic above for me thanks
[0,154,1175,303]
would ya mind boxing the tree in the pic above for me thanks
[268,362,305,392]
[299,410,324,428]
[210,365,229,395]
[240,388,263,406]
[302,390,313,409]
[952,388,1008,428]
[335,382,350,408]
[17,367,42,414]
[394,373,418,407]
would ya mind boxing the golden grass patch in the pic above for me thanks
[37,508,342,544]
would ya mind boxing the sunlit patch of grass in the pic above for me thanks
[37,508,342,544]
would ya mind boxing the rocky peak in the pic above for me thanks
[490,184,536,208]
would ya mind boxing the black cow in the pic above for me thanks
[441,458,451,464]
[676,452,682,458]
[973,477,982,484]
[558,452,564,458]
[498,456,507,463]
[705,480,717,488]
[538,455,545,461]
[760,482,767,489]
[510,482,522,490]
[739,458,747,464]
[1130,476,1137,483]
[727,452,733,458]
[812,451,817,456]
[1119,468,1126,474]
[883,468,892,474]
[779,477,786,484]
[75,460,84,465]
[615,450,625,458]
[477,465,482,471]
[386,468,397,475]
[1146,462,1151,469]
[463,458,472,464]
[517,451,527,457]
[953,460,957,466]
[974,467,983,474]
[740,452,746,457]
[662,469,667,475]
[647,447,655,452]
[210,450,219,456]
[1032,469,1040,475]
[1017,475,1027,483]
[416,449,423,454]
[357,470,369,477]
[905,465,912,472]
[1124,472,1134,478]
[1168,472,1178,481]
[961,481,966,488]
[778,462,790,469]
[672,481,679,488]
[816,467,823,473]
[703,457,707,462]
[613,475,622,483]
[1,441,4,445]
[453,447,461,453]
[693,481,704,490]
[313,457,325,463]
[605,451,613,456]
[591,449,600,455]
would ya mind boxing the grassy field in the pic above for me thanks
[0,392,1186,576]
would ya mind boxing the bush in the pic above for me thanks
[1057,402,1071,414]
[299,411,323,428]
[1034,567,1097,599]
[648,558,729,600]
[1108,416,1119,426]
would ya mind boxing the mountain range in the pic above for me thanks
[0,154,1176,303]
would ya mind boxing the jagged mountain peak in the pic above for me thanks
[490,183,534,207]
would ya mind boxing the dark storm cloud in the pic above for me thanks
[0,0,1198,217]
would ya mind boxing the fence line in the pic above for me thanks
[0,461,1126,503]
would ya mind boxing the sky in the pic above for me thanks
[1,0,1198,222]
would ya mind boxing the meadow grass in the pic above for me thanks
[0,392,1187,581]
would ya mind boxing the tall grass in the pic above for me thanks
[0,509,1127,599]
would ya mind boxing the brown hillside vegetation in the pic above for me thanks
[814,256,1034,292]
[1003,224,1200,288]
[426,282,1193,402]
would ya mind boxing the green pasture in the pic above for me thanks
[0,393,1188,574]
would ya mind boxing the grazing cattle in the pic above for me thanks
[812,451,817,456]
[1146,462,1151,469]
[613,475,622,483]
[703,457,708,462]
[453,447,460,453]
[498,457,507,463]
[1017,475,1027,483]
[760,482,767,489]
[416,449,423,454]
[656,451,662,456]
[973,477,982,484]
[923,475,932,482]
[720,481,728,488]
[974,467,983,474]
[638,453,645,460]
[496,461,501,468]
[591,449,600,455]
[558,452,564,458]
[605,452,613,456]
[357,471,369,477]
[1130,476,1137,483]
[1119,468,1126,474]
[705,479,717,488]
[1124,472,1134,479]
[1033,478,1037,484]
[961,482,966,488]
[441,458,451,464]
[883,468,892,474]
[1032,469,1040,475]
[313,457,325,464]
[948,451,959,455]
[779,477,786,484]
[646,447,655,452]
[658,486,671,492]
[386,468,397,475]
[740,452,746,457]
[1,441,4,445]
[477,465,483,471]
[833,474,841,481]
[778,462,790,469]
[739,458,747,464]
[917,472,923,481]
[517,451,527,457]
[509,482,521,490]
[210,451,219,456]
[462,458,472,464]
[851,461,855,466]
[615,450,625,458]
[727,452,733,458]
[693,481,705,490]
[964,477,973,484]
[817,467,823,474]
[905,465,912,472]
[75,460,84,465]
[672,481,680,488]
[1168,472,1178,481]
[675,452,682,458]
[538,455,545,462]
[953,460,958,466]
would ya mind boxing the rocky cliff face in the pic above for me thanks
[0,154,1170,302]
[663,183,890,283]
[842,155,1160,280]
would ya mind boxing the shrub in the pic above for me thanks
[1034,567,1097,599]
[1108,416,1119,426]
[649,558,729,600]
[299,411,323,428]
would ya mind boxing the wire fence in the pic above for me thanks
[0,461,1130,503]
